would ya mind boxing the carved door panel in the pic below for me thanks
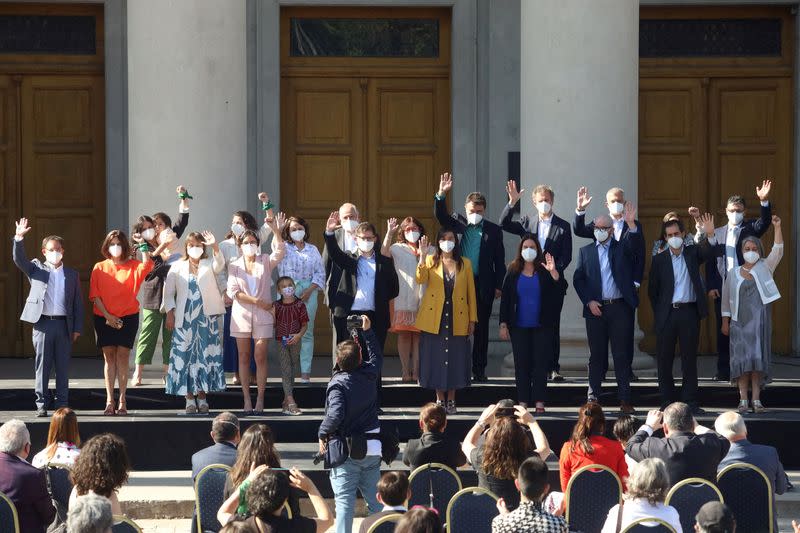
[0,75,21,355]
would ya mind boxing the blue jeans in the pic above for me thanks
[329,455,381,533]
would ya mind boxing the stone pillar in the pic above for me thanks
[514,0,654,375]
[128,0,247,237]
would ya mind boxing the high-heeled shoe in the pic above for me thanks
[103,403,116,416]
[737,400,749,414]
[753,400,766,413]
[116,402,128,416]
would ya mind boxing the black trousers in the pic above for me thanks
[333,311,386,407]
[713,297,730,378]
[586,301,633,403]
[472,290,493,377]
[549,305,563,374]
[656,304,700,409]
[510,325,554,405]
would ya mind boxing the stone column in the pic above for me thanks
[514,0,654,375]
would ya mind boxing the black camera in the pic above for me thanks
[495,399,517,418]
[346,314,363,331]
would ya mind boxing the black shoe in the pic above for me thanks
[691,406,707,416]
[713,374,730,382]
[472,373,488,383]
[549,371,566,383]
[630,373,639,382]
[377,408,384,415]
[36,408,47,418]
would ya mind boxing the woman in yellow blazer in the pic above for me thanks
[415,227,478,414]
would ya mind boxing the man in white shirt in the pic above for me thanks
[322,203,361,352]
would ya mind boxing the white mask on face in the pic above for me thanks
[743,250,760,264]
[466,213,483,225]
[521,248,538,262]
[341,219,359,232]
[593,229,610,243]
[357,239,374,253]
[290,230,306,242]
[727,211,744,225]
[405,231,420,243]
[281,286,295,297]
[187,246,205,260]
[45,251,63,265]
[439,240,455,253]
[108,244,123,258]
[241,243,258,257]
[141,228,156,241]
[608,201,624,215]
[231,223,245,237]
[536,201,552,215]
[667,236,684,250]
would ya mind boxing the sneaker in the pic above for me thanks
[549,371,566,382]
[446,400,457,415]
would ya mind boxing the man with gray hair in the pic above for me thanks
[0,419,55,533]
[625,402,730,485]
[66,492,113,533]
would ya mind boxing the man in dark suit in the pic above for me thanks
[573,207,642,413]
[12,218,84,417]
[706,180,772,381]
[435,172,506,382]
[500,181,572,382]
[626,403,731,485]
[648,215,720,415]
[0,420,55,533]
[358,471,410,533]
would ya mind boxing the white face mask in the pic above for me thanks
[108,244,123,258]
[341,219,359,232]
[466,213,483,225]
[743,250,760,264]
[727,211,744,225]
[439,240,455,253]
[593,229,610,243]
[357,239,375,253]
[521,248,538,262]
[45,251,63,265]
[141,228,156,241]
[608,201,624,215]
[280,286,295,297]
[667,236,684,250]
[231,223,245,237]
[290,230,306,242]
[536,201,552,215]
[187,246,205,260]
[241,243,258,257]
[404,231,420,243]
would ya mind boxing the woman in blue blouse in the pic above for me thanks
[499,234,567,412]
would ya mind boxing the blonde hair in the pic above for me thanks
[532,185,554,201]
[626,458,669,505]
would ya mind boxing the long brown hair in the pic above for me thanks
[431,228,464,271]
[507,233,545,276]
[229,424,282,487]
[100,230,131,260]
[570,402,605,455]
[395,216,427,244]
[46,407,81,460]
[481,417,535,480]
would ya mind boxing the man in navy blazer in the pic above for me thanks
[0,420,55,533]
[500,181,572,382]
[573,207,642,413]
[12,218,83,417]
[435,172,506,382]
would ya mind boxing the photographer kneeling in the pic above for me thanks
[462,400,551,511]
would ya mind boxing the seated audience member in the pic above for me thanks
[559,402,628,493]
[217,467,333,533]
[359,471,411,533]
[220,521,258,533]
[192,411,240,479]
[612,414,639,472]
[463,401,550,511]
[0,420,55,533]
[715,411,786,532]
[69,433,129,515]
[403,402,467,470]
[66,492,113,533]
[695,501,736,533]
[492,456,567,533]
[31,407,81,468]
[601,458,682,533]
[626,403,729,485]
[395,507,441,533]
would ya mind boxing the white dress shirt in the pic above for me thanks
[596,241,622,300]
[725,223,741,272]
[43,263,67,316]
[670,248,696,304]
[343,231,358,254]
[352,254,376,312]
[612,217,625,241]
[537,216,552,251]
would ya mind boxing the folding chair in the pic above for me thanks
[0,491,19,533]
[621,517,677,532]
[446,486,498,532]
[111,515,143,533]
[366,512,404,533]
[409,462,463,513]
[717,462,774,533]
[665,477,723,533]
[194,463,232,533]
[565,464,622,533]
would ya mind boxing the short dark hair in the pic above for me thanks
[355,222,377,238]
[237,229,261,246]
[664,402,694,432]
[662,219,685,240]
[517,456,549,501]
[152,212,172,228]
[100,230,131,260]
[211,412,239,442]
[395,508,441,533]
[612,414,639,444]
[247,470,290,518]
[281,216,311,242]
[220,520,258,533]
[377,471,409,506]
[42,235,64,249]
[465,192,487,207]
[726,195,746,209]
[276,276,295,288]
[335,340,361,372]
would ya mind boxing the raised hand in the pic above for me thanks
[325,211,340,232]
[506,180,524,206]
[176,185,187,195]
[756,179,772,201]
[699,213,715,236]
[576,187,592,210]
[201,231,216,246]
[515,404,535,425]
[131,233,143,244]
[418,235,430,260]
[272,212,287,231]
[687,206,701,219]
[14,218,32,238]
[645,409,663,430]
[438,172,454,196]
[623,201,637,226]
[387,217,399,234]
[543,253,556,272]
[258,191,269,203]
[772,215,781,227]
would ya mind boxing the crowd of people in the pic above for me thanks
[0,398,794,532]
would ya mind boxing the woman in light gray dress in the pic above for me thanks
[721,216,783,414]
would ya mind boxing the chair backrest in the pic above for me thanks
[621,517,677,533]
[0,491,20,533]
[408,462,463,513]
[281,501,292,519]
[44,463,74,508]
[717,462,773,533]
[565,464,623,533]
[366,512,404,533]
[111,515,143,533]
[665,477,723,533]
[195,463,232,533]
[446,486,499,533]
